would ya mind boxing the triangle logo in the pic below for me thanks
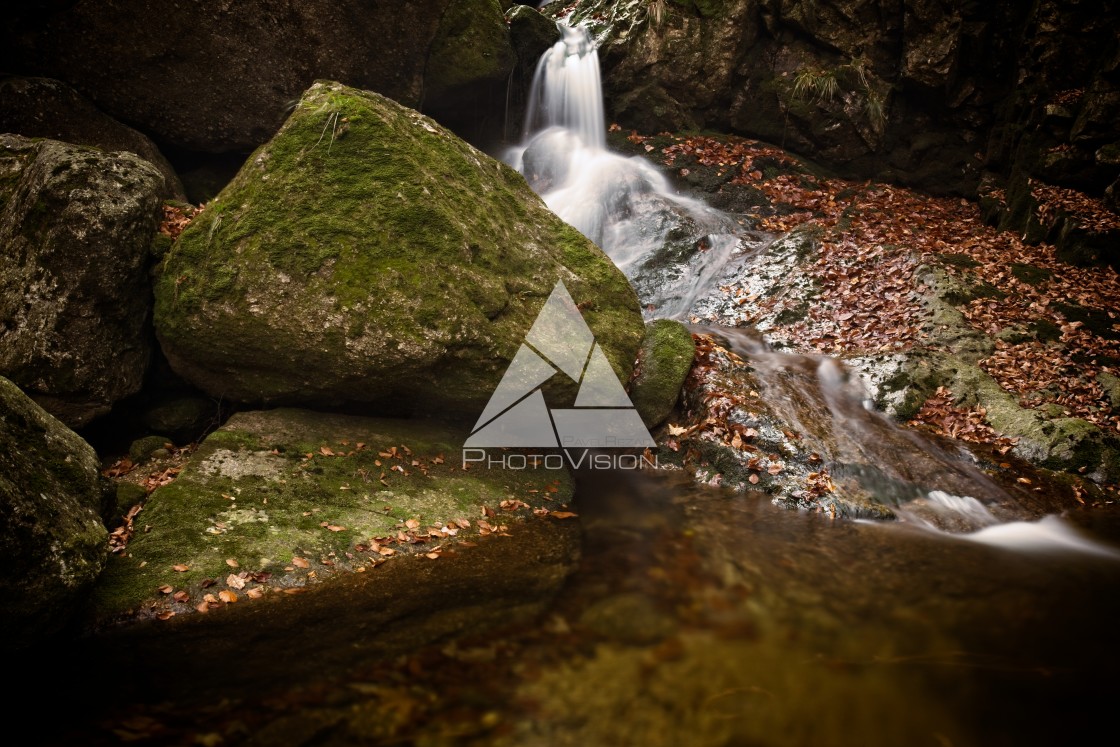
[465,281,655,449]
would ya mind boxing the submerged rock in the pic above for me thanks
[0,376,109,649]
[154,81,643,417]
[0,134,164,427]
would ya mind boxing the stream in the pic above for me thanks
[27,19,1120,747]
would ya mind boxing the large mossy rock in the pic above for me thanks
[0,1,514,153]
[0,376,108,649]
[0,134,164,427]
[153,81,644,416]
[93,408,579,624]
[0,76,185,200]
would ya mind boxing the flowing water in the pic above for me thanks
[32,19,1120,747]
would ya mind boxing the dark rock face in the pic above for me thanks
[0,134,164,427]
[566,0,1120,201]
[0,0,515,154]
[0,376,109,650]
[0,76,186,200]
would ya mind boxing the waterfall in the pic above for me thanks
[506,20,1116,556]
[506,24,746,319]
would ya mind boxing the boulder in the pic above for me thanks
[0,134,164,427]
[630,319,696,428]
[92,408,580,625]
[0,76,185,200]
[0,1,514,153]
[153,81,644,417]
[0,376,109,649]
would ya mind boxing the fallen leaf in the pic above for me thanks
[226,558,239,568]
[218,590,238,603]
[291,556,310,568]
[172,564,190,572]
[158,585,174,594]
[172,590,190,603]
[226,574,246,590]
[550,511,578,519]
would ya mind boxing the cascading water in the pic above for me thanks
[509,20,1116,557]
[506,24,747,318]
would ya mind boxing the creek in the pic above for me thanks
[30,19,1120,747]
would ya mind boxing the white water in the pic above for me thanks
[506,25,744,318]
[508,21,1118,558]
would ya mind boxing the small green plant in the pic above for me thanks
[793,67,840,103]
[864,88,887,128]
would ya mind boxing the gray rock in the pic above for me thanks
[0,376,108,649]
[0,134,164,427]
[1,0,514,152]
[0,76,185,200]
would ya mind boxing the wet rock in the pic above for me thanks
[0,134,163,427]
[154,81,643,416]
[0,376,109,650]
[630,319,696,428]
[0,76,185,200]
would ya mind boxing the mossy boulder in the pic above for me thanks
[153,81,643,417]
[630,319,696,428]
[0,134,164,427]
[426,0,515,100]
[0,376,109,649]
[92,407,578,623]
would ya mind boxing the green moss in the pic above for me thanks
[1053,302,1120,340]
[775,299,811,325]
[1010,263,1052,285]
[938,253,981,269]
[153,81,642,413]
[92,408,576,621]
[1029,319,1062,342]
[630,320,696,428]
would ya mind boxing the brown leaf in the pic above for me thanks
[226,573,246,590]
[550,511,578,519]
[172,564,190,572]
[291,556,310,568]
[218,590,238,603]
[245,587,264,599]
[226,558,239,568]
[158,585,174,594]
[172,590,190,603]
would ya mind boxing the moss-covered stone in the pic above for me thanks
[92,408,578,622]
[0,376,109,650]
[427,0,515,98]
[129,435,172,464]
[153,81,644,418]
[630,320,696,428]
[0,134,164,427]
